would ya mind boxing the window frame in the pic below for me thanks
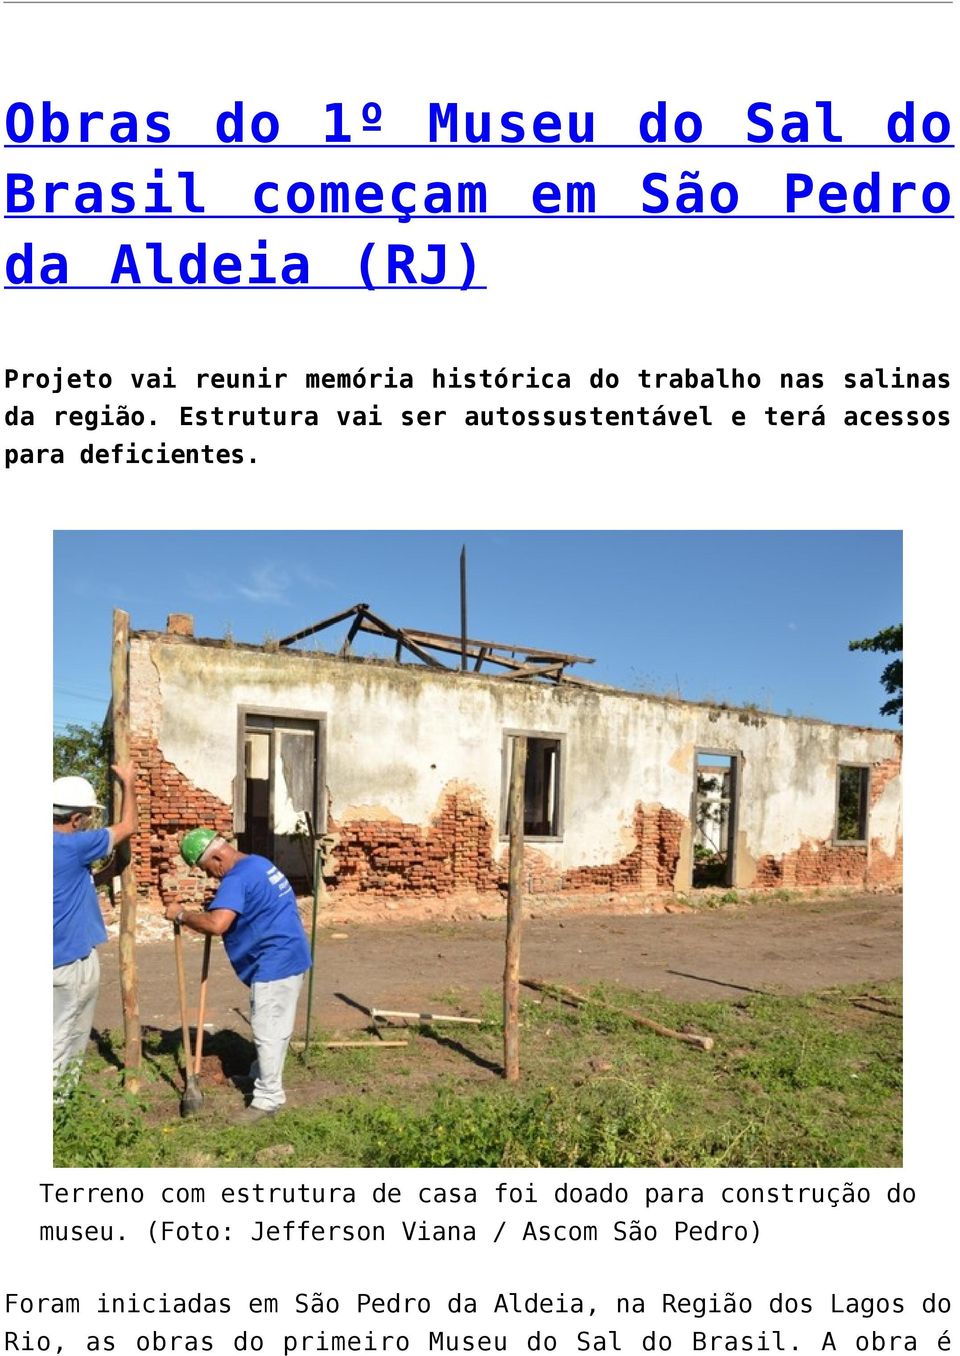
[499,728,567,843]
[834,762,871,845]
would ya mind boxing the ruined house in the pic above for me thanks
[123,608,903,911]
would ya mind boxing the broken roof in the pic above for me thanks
[278,602,598,686]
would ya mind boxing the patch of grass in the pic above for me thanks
[688,889,739,909]
[53,1079,146,1167]
[54,982,901,1169]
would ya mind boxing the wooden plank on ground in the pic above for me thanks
[521,977,715,1051]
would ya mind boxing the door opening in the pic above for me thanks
[237,711,325,890]
[693,751,738,888]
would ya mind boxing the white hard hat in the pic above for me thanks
[53,776,103,812]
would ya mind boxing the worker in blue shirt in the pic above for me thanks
[53,762,137,1090]
[168,829,311,1125]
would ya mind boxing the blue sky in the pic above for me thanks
[53,530,902,732]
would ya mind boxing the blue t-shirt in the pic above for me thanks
[209,855,311,986]
[53,828,111,969]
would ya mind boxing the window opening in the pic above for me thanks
[836,764,869,842]
[502,733,563,840]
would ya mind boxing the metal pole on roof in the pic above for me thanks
[459,545,468,672]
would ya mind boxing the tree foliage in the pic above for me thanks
[849,624,902,724]
[53,721,111,807]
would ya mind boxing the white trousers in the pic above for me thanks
[249,972,305,1110]
[53,950,100,1090]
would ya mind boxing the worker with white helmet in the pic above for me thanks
[53,761,138,1090]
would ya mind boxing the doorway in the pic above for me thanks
[236,709,325,889]
[692,750,739,888]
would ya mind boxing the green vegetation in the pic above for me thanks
[53,720,110,806]
[685,887,810,910]
[54,980,901,1170]
[849,623,903,724]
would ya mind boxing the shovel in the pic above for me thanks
[173,919,204,1117]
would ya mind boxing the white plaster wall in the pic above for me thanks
[131,636,902,872]
[871,776,903,847]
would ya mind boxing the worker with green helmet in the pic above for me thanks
[53,761,138,1092]
[169,829,311,1125]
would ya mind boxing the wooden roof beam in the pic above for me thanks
[279,603,368,648]
[491,662,566,682]
[358,608,450,670]
[396,625,594,666]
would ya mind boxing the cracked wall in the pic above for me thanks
[125,631,902,903]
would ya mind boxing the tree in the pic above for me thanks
[53,720,111,807]
[849,624,902,724]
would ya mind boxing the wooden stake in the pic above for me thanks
[301,812,322,1064]
[290,1038,408,1051]
[521,977,715,1052]
[111,608,142,1091]
[372,1008,481,1025]
[504,735,527,1082]
[325,1040,408,1049]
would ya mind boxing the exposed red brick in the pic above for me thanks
[752,750,902,890]
[330,796,685,900]
[127,735,901,906]
[866,835,903,887]
[564,803,685,893]
[869,755,901,806]
[753,835,902,889]
[128,735,233,910]
[331,787,500,897]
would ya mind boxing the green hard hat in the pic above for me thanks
[181,827,218,866]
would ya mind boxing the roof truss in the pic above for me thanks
[278,603,595,684]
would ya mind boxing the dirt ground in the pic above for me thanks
[96,891,902,1040]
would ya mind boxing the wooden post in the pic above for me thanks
[301,812,322,1064]
[503,735,527,1082]
[111,608,141,1091]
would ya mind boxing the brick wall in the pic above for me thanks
[751,753,902,890]
[331,794,685,898]
[126,739,901,905]
[752,837,902,889]
[564,803,686,893]
[866,836,903,887]
[870,756,901,806]
[332,788,500,896]
[753,841,870,888]
[129,735,233,909]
